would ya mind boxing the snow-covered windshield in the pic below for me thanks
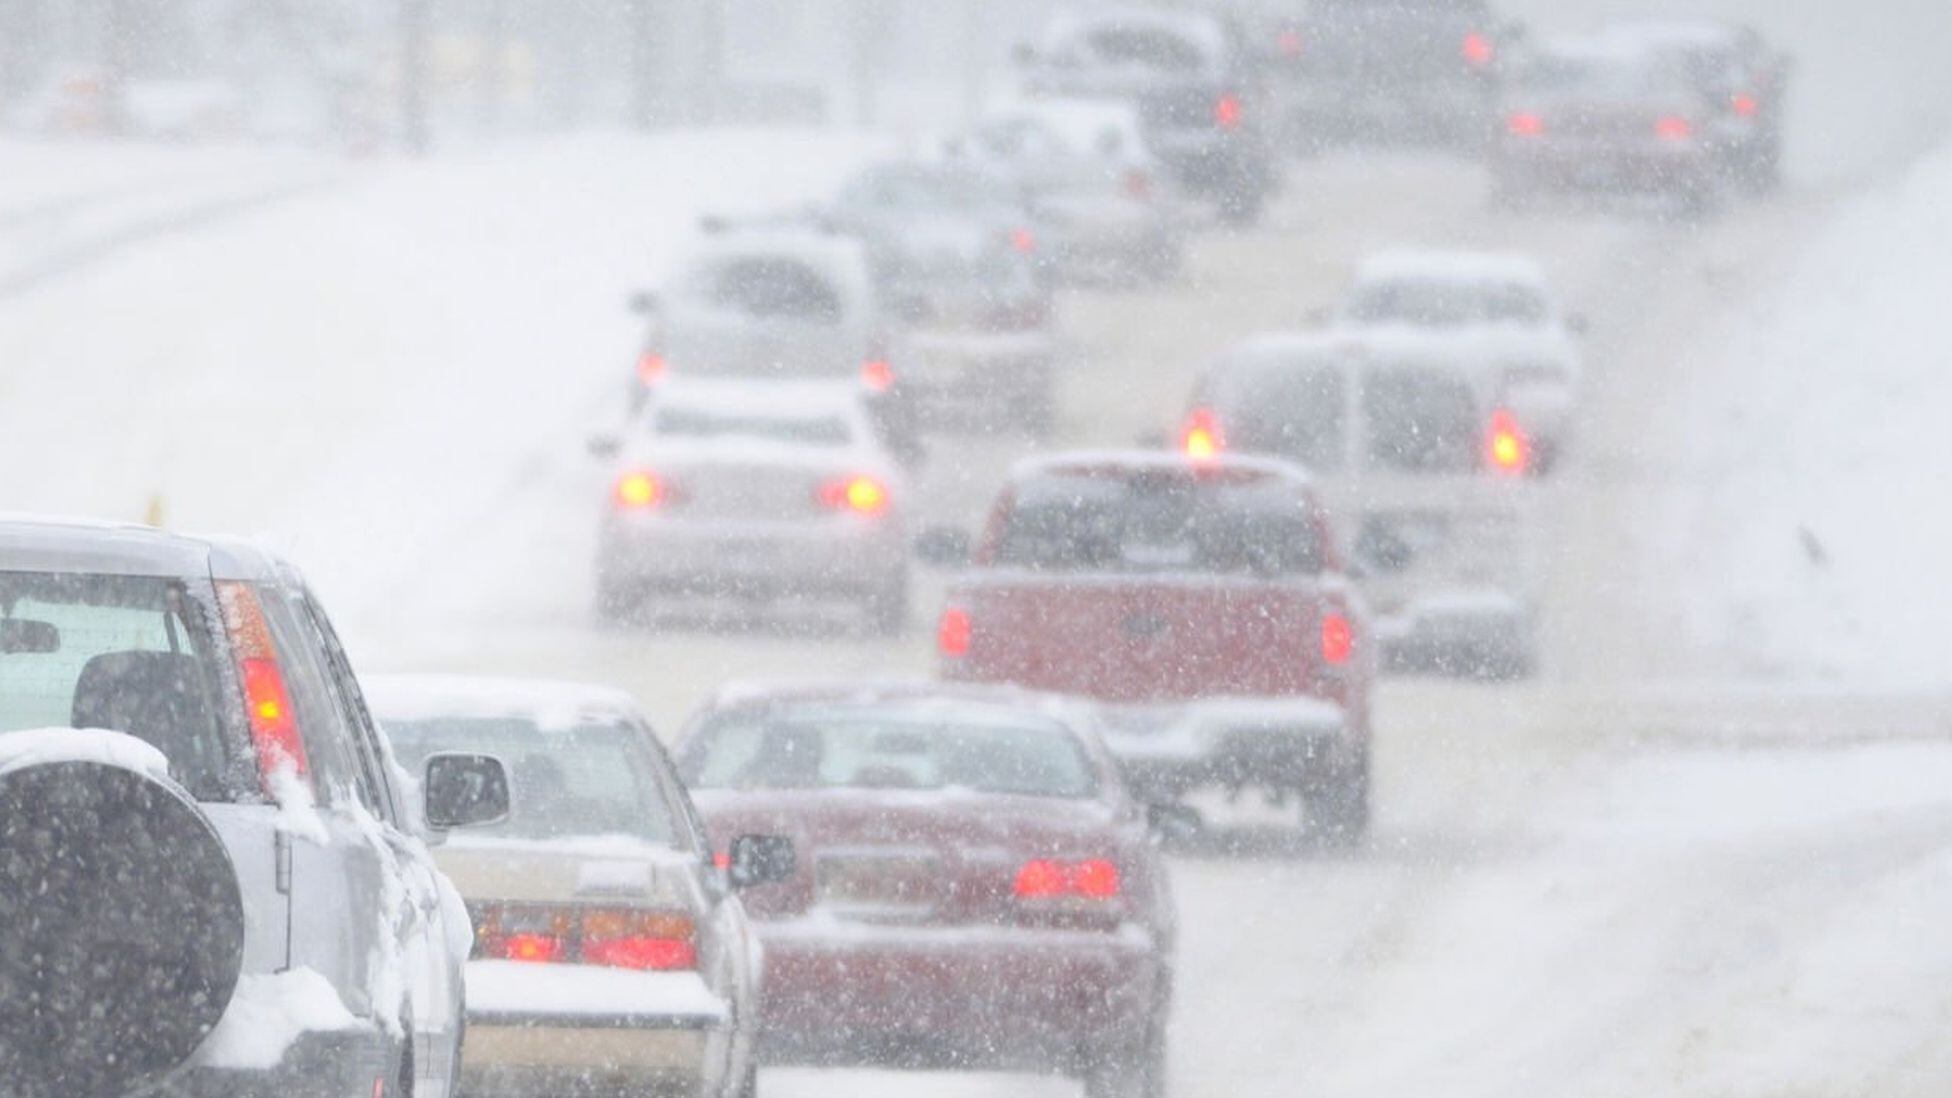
[682,708,1098,798]
[385,718,677,844]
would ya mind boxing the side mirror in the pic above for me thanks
[423,753,510,830]
[1146,802,1203,842]
[587,433,622,460]
[913,526,973,568]
[628,290,661,316]
[727,834,795,889]
[0,618,60,654]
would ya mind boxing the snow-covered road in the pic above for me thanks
[4,7,1952,1087]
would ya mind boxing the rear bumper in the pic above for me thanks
[755,920,1164,1071]
[1153,137,1273,196]
[599,518,906,595]
[1097,696,1353,800]
[1496,141,1716,193]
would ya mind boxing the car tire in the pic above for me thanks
[863,572,909,637]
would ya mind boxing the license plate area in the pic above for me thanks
[815,850,943,920]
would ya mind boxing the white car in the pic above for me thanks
[1333,250,1584,470]
[593,378,913,634]
[368,675,791,1098]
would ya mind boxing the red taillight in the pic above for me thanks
[501,933,567,963]
[818,475,890,516]
[582,910,697,970]
[938,606,972,658]
[1014,858,1121,900]
[1655,115,1694,141]
[1462,31,1495,68]
[614,470,665,509]
[478,906,696,970]
[1181,408,1223,461]
[1214,94,1243,131]
[635,351,667,386]
[1488,408,1529,475]
[1321,613,1354,666]
[1009,227,1037,254]
[1507,112,1544,137]
[1124,168,1153,201]
[1278,29,1304,59]
[217,582,308,794]
[862,359,895,392]
[1731,93,1759,118]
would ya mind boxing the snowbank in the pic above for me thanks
[1656,144,1952,687]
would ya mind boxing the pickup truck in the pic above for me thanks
[934,451,1373,840]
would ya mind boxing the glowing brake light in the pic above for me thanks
[862,359,895,392]
[1009,227,1037,254]
[474,904,697,970]
[216,582,308,794]
[614,470,665,509]
[1214,94,1243,131]
[1488,409,1529,475]
[1507,112,1545,137]
[502,933,566,963]
[581,911,697,971]
[819,475,890,516]
[1181,408,1223,462]
[1655,115,1694,141]
[1462,32,1495,68]
[1278,30,1304,59]
[937,606,972,658]
[1014,859,1121,900]
[635,351,667,386]
[1731,92,1760,118]
[1321,613,1354,666]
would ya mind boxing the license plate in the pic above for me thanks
[815,853,941,913]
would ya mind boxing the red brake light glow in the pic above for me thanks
[635,351,667,386]
[862,359,895,392]
[1731,92,1759,118]
[1014,859,1121,900]
[1278,30,1304,59]
[938,606,972,658]
[476,905,696,970]
[614,470,665,509]
[1009,227,1037,254]
[1488,409,1529,475]
[216,581,309,793]
[1655,115,1694,141]
[1507,112,1544,137]
[1462,32,1495,68]
[1214,94,1243,131]
[502,933,566,963]
[1322,613,1354,666]
[1181,408,1224,461]
[820,475,890,516]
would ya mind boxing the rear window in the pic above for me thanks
[385,717,678,844]
[680,707,1098,799]
[1519,54,1691,100]
[1361,366,1482,472]
[0,572,236,800]
[653,407,852,447]
[1349,279,1549,325]
[993,468,1325,576]
[695,257,844,323]
[1077,26,1211,71]
[1209,360,1347,470]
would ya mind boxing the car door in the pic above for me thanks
[295,589,463,1098]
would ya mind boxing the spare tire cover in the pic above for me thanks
[0,760,247,1098]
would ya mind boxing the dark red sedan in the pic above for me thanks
[674,681,1174,1098]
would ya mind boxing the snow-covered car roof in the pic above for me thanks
[1041,5,1232,69]
[0,513,289,582]
[363,674,645,734]
[1354,250,1551,290]
[1011,447,1312,485]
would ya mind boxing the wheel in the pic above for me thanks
[1308,749,1370,846]
[862,571,909,637]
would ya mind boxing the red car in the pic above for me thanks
[934,450,1374,839]
[674,681,1174,1098]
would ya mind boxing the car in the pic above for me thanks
[0,515,507,1098]
[953,97,1188,285]
[366,674,793,1098]
[819,160,1062,435]
[673,680,1175,1098]
[1493,35,1746,212]
[1177,331,1542,678]
[592,377,914,634]
[1333,249,1584,468]
[928,449,1374,839]
[1600,18,1790,192]
[629,222,890,402]
[1018,5,1278,225]
[1264,0,1519,151]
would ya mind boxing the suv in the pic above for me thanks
[1271,0,1519,151]
[1019,5,1278,225]
[932,451,1373,839]
[0,516,507,1098]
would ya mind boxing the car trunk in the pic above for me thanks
[654,457,839,524]
[950,573,1322,704]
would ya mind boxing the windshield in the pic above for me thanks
[384,718,677,844]
[993,469,1325,574]
[681,708,1098,798]
[1349,279,1551,325]
[652,406,852,447]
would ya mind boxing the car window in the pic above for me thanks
[994,469,1325,575]
[652,407,854,447]
[255,584,370,808]
[296,590,397,822]
[697,256,844,322]
[1360,366,1483,472]
[385,717,678,844]
[1351,279,1549,325]
[682,708,1099,798]
[1213,360,1348,470]
[0,571,238,800]
[1080,26,1210,72]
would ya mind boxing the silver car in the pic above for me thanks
[0,516,506,1098]
[369,675,791,1098]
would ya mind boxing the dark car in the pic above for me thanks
[1601,18,1790,192]
[0,516,508,1098]
[1265,0,1519,151]
[1019,4,1278,225]
[675,681,1175,1098]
